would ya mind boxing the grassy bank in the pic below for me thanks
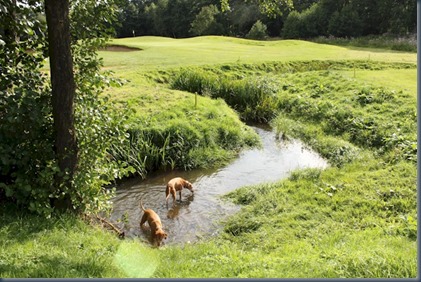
[312,34,417,53]
[109,82,260,176]
[1,36,417,278]
[155,159,416,278]
[0,204,125,278]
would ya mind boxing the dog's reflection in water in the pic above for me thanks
[166,193,194,219]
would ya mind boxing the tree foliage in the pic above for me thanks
[282,0,416,39]
[114,0,416,39]
[0,0,131,216]
[190,4,221,36]
[246,20,268,40]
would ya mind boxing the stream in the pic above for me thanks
[110,124,328,245]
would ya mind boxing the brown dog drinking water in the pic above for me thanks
[165,177,194,207]
[140,197,168,247]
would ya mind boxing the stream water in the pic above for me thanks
[110,124,328,245]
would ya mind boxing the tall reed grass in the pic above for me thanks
[171,69,279,122]
[110,111,260,178]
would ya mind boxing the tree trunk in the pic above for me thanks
[45,0,78,210]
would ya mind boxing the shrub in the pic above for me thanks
[245,20,268,40]
[327,5,363,37]
[0,3,57,215]
[282,4,325,39]
[282,11,304,39]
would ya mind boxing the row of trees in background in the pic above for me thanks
[115,0,416,40]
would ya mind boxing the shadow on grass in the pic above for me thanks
[0,203,123,278]
[0,203,76,243]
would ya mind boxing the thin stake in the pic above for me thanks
[195,92,198,108]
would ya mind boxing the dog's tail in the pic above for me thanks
[139,194,146,212]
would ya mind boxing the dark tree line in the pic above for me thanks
[115,0,416,39]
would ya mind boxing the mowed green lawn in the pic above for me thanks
[102,36,416,110]
[340,69,417,96]
[102,36,416,70]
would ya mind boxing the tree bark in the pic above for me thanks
[45,0,78,210]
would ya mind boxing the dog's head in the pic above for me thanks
[155,229,168,246]
[184,180,193,192]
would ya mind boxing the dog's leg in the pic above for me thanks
[140,213,148,228]
[171,189,176,205]
[166,194,170,208]
[165,185,171,208]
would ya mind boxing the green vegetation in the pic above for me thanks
[111,87,259,175]
[0,0,130,216]
[312,35,417,53]
[1,36,417,278]
[115,0,416,41]
[154,159,416,278]
[0,204,125,278]
[104,36,415,69]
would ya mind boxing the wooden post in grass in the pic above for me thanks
[195,92,198,108]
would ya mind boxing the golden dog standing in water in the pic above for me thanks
[140,197,168,247]
[165,177,194,207]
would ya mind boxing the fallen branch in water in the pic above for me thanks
[82,213,125,238]
[96,214,125,238]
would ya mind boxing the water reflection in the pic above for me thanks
[110,125,328,245]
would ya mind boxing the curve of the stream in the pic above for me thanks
[110,124,328,245]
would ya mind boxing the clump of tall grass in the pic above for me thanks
[170,68,219,95]
[111,125,219,177]
[171,68,279,122]
[202,60,416,75]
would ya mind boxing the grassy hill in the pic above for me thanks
[102,36,416,69]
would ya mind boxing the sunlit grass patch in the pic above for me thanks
[113,240,159,278]
[101,36,416,70]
